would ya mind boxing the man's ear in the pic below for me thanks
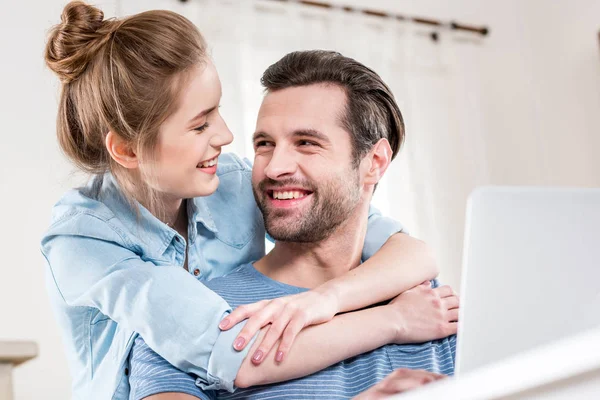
[362,138,392,186]
[105,131,138,169]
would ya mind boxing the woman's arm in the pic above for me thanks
[129,306,395,398]
[235,304,395,387]
[331,204,439,312]
[127,282,456,394]
[226,232,439,363]
[321,232,437,313]
[236,281,456,387]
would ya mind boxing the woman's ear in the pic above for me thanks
[105,131,138,169]
[363,138,392,186]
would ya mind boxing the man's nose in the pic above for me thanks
[263,146,297,180]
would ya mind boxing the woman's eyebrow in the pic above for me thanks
[187,106,217,128]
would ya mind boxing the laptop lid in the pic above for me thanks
[455,187,600,375]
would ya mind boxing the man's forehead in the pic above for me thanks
[256,84,348,133]
[262,84,345,112]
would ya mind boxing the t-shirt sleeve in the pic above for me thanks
[129,336,216,400]
[362,205,406,261]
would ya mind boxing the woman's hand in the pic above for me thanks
[353,368,446,400]
[219,288,339,364]
[387,281,459,343]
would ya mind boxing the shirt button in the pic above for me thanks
[174,236,181,243]
[193,269,200,277]
[124,368,129,376]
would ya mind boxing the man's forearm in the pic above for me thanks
[234,305,395,388]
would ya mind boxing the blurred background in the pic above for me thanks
[0,0,598,398]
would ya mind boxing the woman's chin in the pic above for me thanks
[191,175,220,198]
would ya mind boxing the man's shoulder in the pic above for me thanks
[203,264,260,306]
[203,264,252,290]
[203,264,291,309]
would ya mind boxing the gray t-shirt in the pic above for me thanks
[128,263,457,400]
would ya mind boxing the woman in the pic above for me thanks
[41,2,444,399]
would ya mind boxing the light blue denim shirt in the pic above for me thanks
[40,153,404,400]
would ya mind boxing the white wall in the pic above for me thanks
[0,0,598,398]
[0,1,117,398]
[331,0,600,290]
[333,0,600,188]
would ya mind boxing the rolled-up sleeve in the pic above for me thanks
[197,318,257,392]
[362,205,407,261]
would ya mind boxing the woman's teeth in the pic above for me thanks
[273,191,307,200]
[198,158,217,168]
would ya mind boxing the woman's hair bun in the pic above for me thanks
[45,1,114,83]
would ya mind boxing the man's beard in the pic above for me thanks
[253,167,362,243]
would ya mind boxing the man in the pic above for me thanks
[128,50,458,399]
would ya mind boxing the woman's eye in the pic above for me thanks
[193,123,209,133]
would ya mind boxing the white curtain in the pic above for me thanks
[122,0,492,288]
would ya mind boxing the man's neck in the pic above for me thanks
[254,201,369,289]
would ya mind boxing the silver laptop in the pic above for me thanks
[455,186,600,375]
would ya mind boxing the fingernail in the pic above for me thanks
[275,351,284,362]
[252,350,263,363]
[234,337,246,350]
[219,319,230,330]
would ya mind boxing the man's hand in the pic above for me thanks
[218,288,339,364]
[353,368,446,400]
[388,281,459,343]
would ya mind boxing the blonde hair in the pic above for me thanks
[45,1,208,220]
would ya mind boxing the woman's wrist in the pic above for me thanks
[313,280,343,315]
[360,305,400,344]
[314,281,400,344]
[383,302,406,344]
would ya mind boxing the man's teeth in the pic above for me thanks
[273,191,307,200]
[198,158,217,168]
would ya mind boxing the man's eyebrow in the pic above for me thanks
[252,131,272,141]
[292,129,331,143]
[187,106,217,128]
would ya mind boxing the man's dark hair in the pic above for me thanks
[261,50,405,165]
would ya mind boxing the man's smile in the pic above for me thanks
[265,187,314,209]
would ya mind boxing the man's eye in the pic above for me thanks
[193,123,209,133]
[255,141,273,147]
[299,140,317,146]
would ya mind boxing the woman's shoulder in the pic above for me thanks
[42,174,137,250]
[203,152,255,200]
[216,152,252,176]
[206,152,255,206]
[193,153,264,247]
[49,175,115,225]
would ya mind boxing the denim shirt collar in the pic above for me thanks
[94,173,218,259]
[191,196,218,234]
